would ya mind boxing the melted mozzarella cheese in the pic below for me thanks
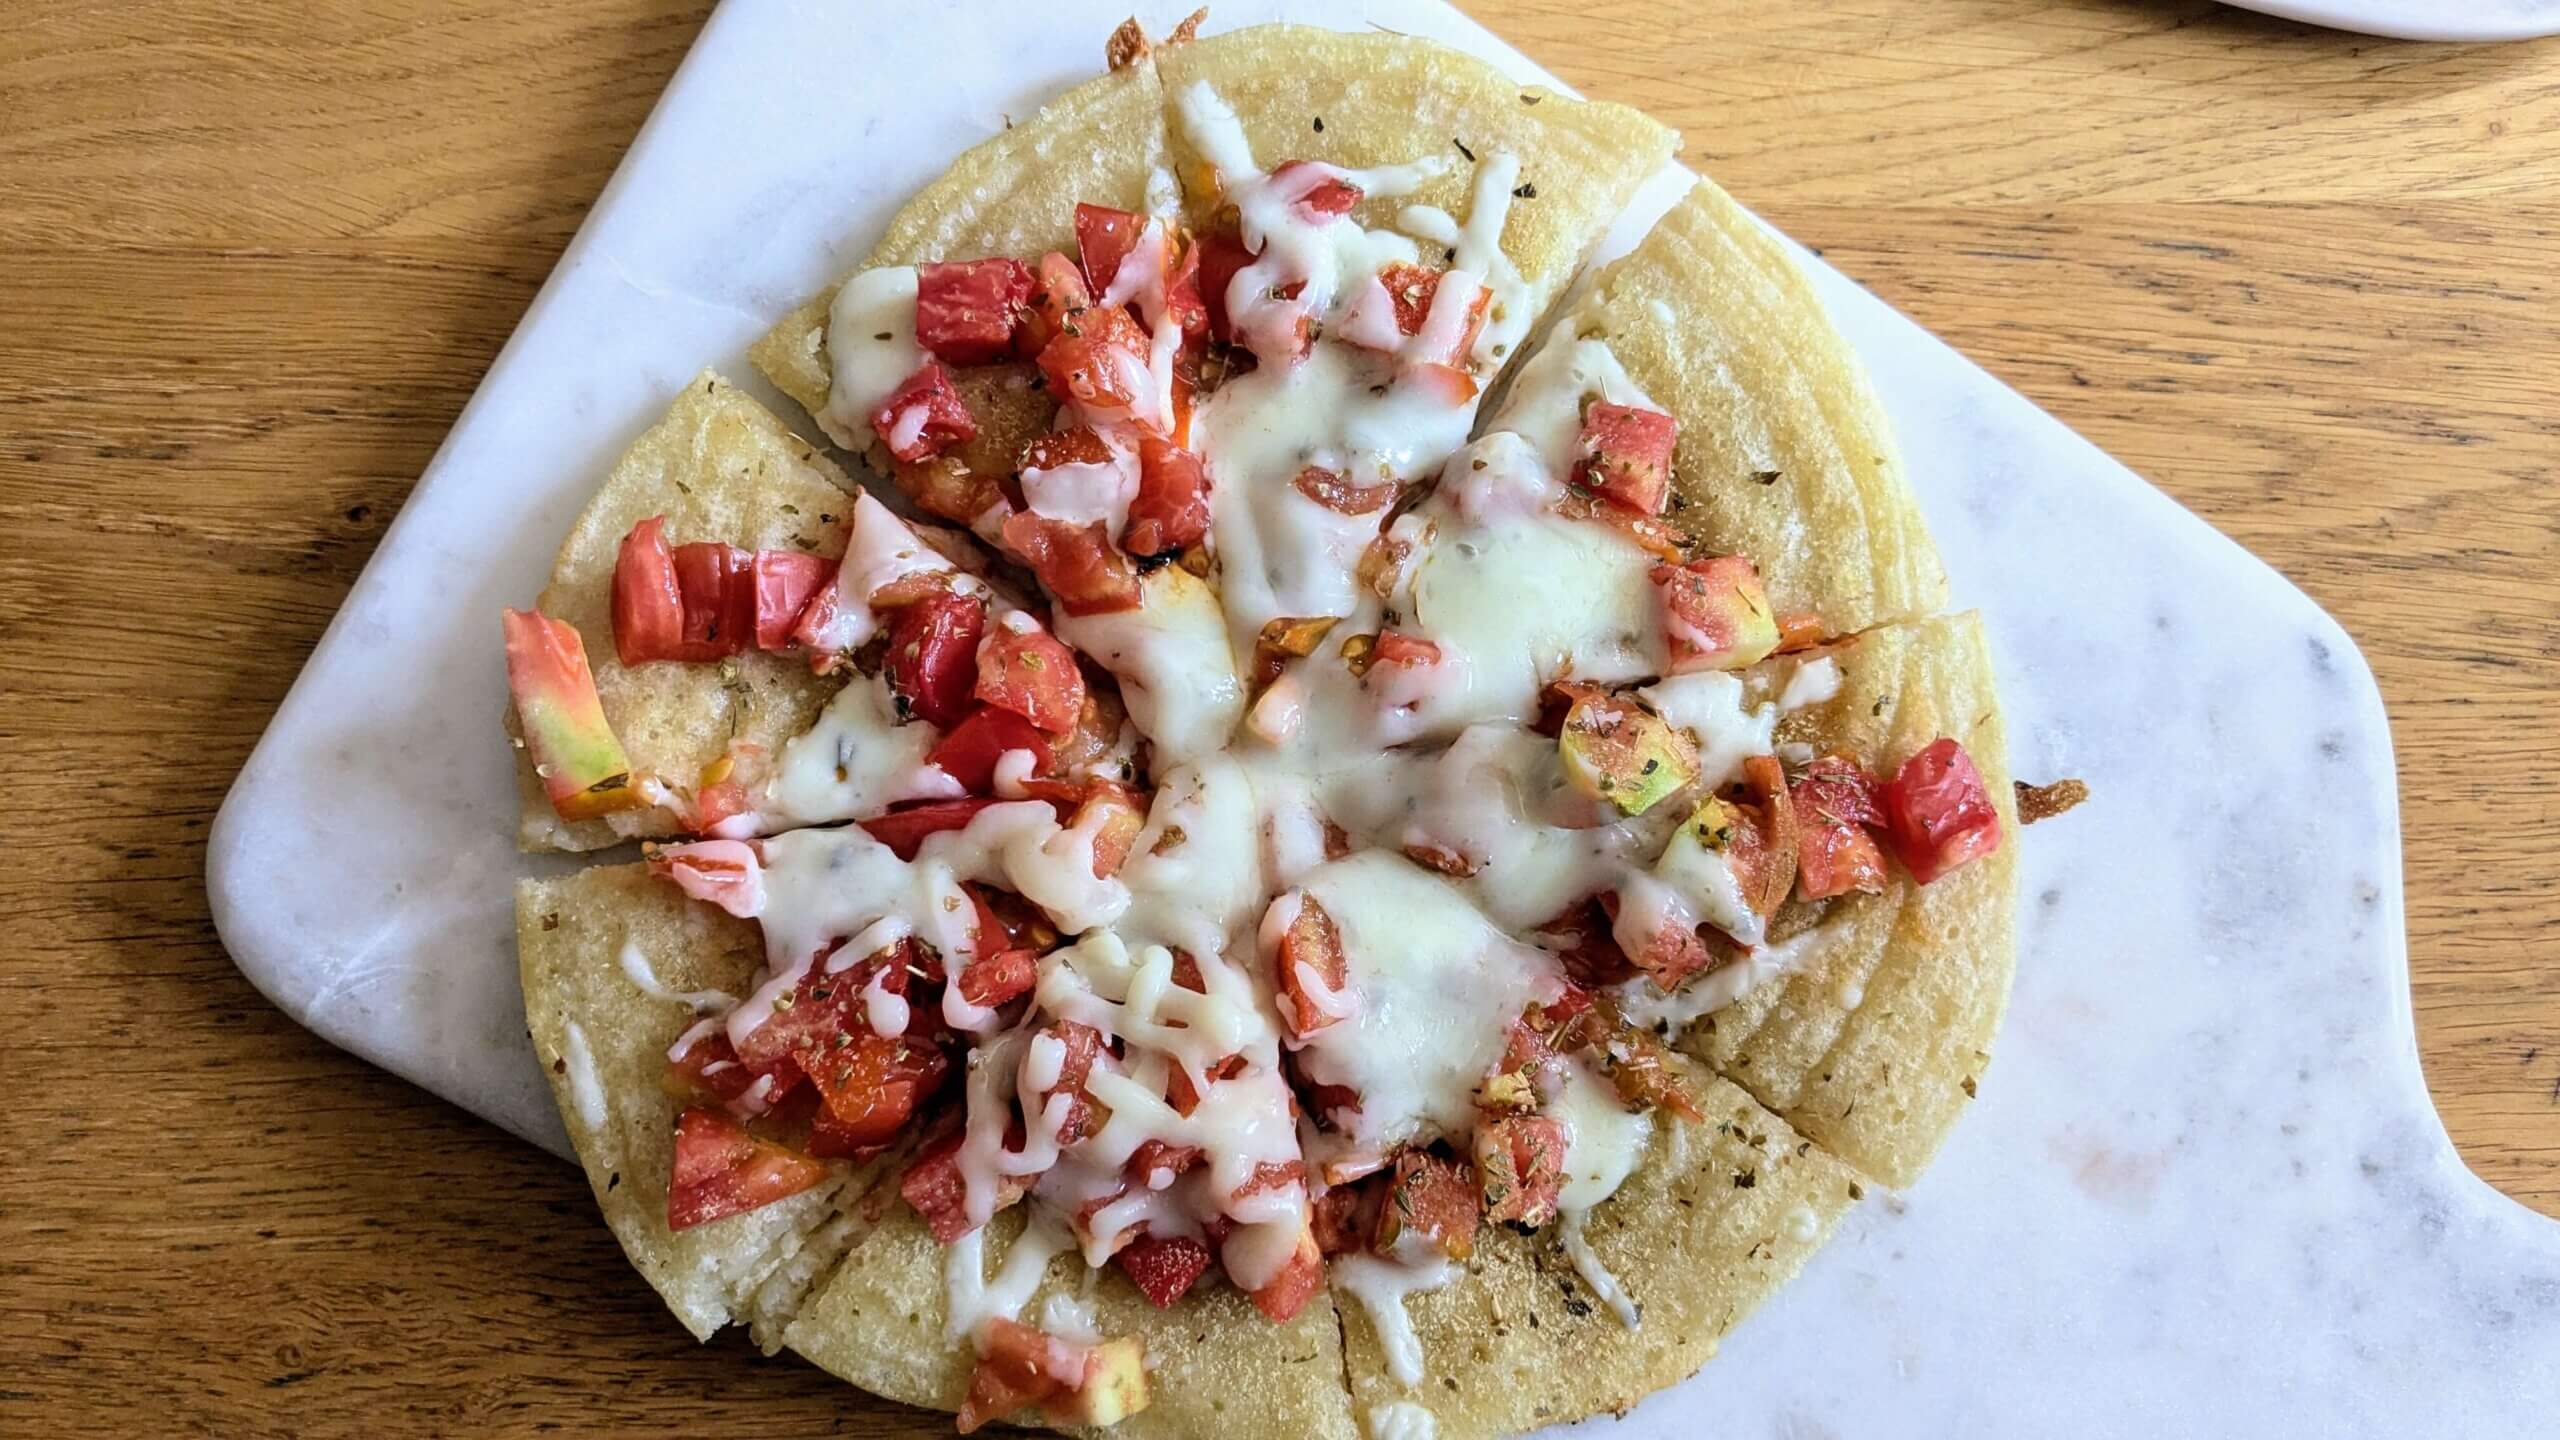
[1614,921,1843,1031]
[764,671,963,826]
[1550,1057,1651,1215]
[617,940,735,1013]
[1054,567,1244,765]
[1491,335,1660,477]
[797,491,963,654]
[1369,1402,1440,1440]
[1286,852,1559,1161]
[1334,1246,1455,1388]
[823,265,925,442]
[560,1020,605,1131]
[1021,447,1138,537]
[944,1212,1074,1343]
[1638,670,1776,792]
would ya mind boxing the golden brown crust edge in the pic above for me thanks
[1570,179,1949,634]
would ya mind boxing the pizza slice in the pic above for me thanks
[1507,178,1950,636]
[507,372,857,852]
[518,863,889,1344]
[1664,611,2019,1187]
[1333,1066,1859,1440]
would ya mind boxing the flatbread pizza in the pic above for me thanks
[497,13,2049,1438]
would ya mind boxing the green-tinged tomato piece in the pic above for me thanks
[1559,689,1699,816]
[503,608,639,821]
[1052,1337,1150,1427]
[1650,554,1780,671]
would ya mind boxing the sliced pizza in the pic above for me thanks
[498,14,2050,1439]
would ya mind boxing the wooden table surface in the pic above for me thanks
[6,0,2555,1432]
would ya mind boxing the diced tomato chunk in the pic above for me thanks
[1376,1150,1483,1260]
[1163,236,1209,344]
[1878,737,2003,885]
[957,946,1038,1009]
[1473,1113,1566,1227]
[958,1318,1080,1434]
[1075,203,1145,298]
[1164,1054,1246,1117]
[1124,438,1211,556]
[1311,1180,1378,1257]
[1194,227,1253,345]
[671,541,754,656]
[859,797,1004,860]
[1272,893,1350,1040]
[1274,160,1362,221]
[1792,754,1890,900]
[731,943,905,1073]
[1652,554,1781,672]
[1738,755,1801,917]
[901,1128,1030,1244]
[802,1031,948,1156]
[871,361,979,463]
[1247,1228,1327,1323]
[1000,512,1144,616]
[610,515,691,664]
[750,550,831,651]
[1020,423,1118,476]
[664,1029,759,1108]
[1576,402,1679,517]
[666,1107,827,1231]
[1018,251,1094,357]
[503,608,638,820]
[884,590,986,729]
[1036,304,1156,422]
[1114,1232,1214,1308]
[1029,1019,1105,1144]
[974,620,1086,733]
[1774,609,1828,653]
[1532,900,1640,989]
[1368,630,1441,671]
[1292,464,1396,515]
[916,257,1034,367]
[928,705,1053,793]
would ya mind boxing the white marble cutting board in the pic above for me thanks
[207,0,2560,1432]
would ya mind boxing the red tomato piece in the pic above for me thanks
[928,705,1053,793]
[1113,1232,1214,1308]
[1311,1180,1379,1257]
[1017,251,1093,358]
[1164,1054,1246,1117]
[1575,402,1679,516]
[916,257,1034,367]
[731,945,901,1073]
[1274,160,1362,220]
[1774,609,1828,653]
[1247,1229,1328,1323]
[901,1128,1031,1244]
[974,620,1088,733]
[1075,203,1145,298]
[1074,782,1147,880]
[610,515,689,664]
[750,550,831,651]
[1124,439,1211,556]
[649,838,764,918]
[1369,630,1441,671]
[672,541,755,655]
[1472,1113,1566,1227]
[1020,423,1118,475]
[1404,361,1478,405]
[1036,304,1155,418]
[666,1106,827,1231]
[1878,737,2003,884]
[1032,1019,1105,1144]
[1375,1150,1482,1260]
[957,946,1038,1009]
[1194,227,1253,345]
[1163,236,1208,344]
[664,1029,760,1108]
[859,797,1004,861]
[801,1030,948,1156]
[1791,754,1889,900]
[885,590,987,729]
[958,1317,1080,1434]
[1292,464,1396,515]
[871,361,979,463]
[1650,553,1781,671]
[1273,892,1350,1041]
[1000,512,1144,616]
[1126,1138,1207,1188]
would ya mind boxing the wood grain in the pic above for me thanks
[2,1,2553,1434]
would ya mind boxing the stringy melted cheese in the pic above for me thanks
[823,265,926,442]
